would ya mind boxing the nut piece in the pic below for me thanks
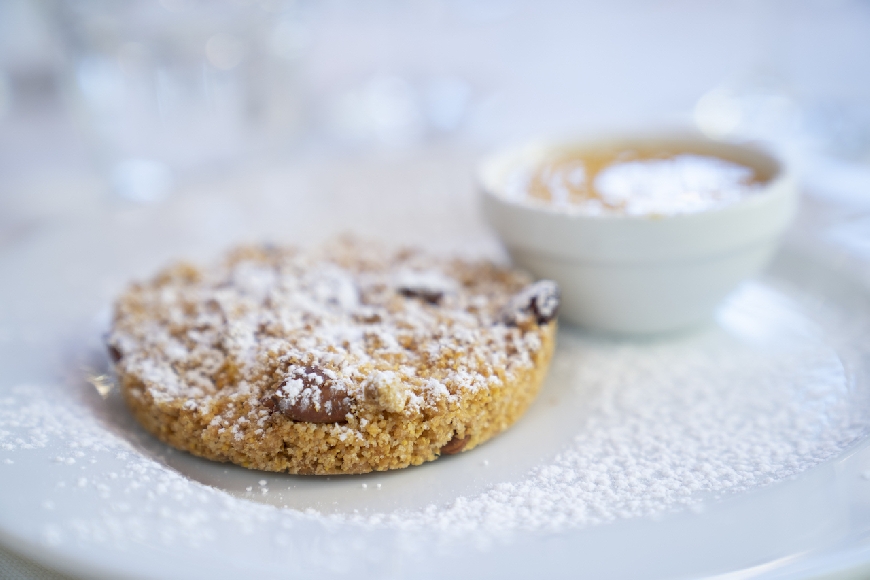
[501,280,561,326]
[271,366,352,423]
[440,434,470,455]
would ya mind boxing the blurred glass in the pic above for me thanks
[695,72,870,209]
[695,73,870,164]
[326,74,473,148]
[694,73,802,146]
[51,0,311,201]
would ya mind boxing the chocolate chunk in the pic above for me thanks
[261,394,279,412]
[440,434,470,455]
[501,280,561,326]
[107,344,122,363]
[273,366,351,423]
[399,287,443,305]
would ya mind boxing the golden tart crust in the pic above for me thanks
[108,239,558,474]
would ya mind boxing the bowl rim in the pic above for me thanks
[477,131,791,222]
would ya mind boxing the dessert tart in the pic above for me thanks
[107,239,559,474]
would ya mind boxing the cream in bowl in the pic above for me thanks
[479,134,798,334]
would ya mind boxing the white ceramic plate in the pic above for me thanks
[2,178,870,580]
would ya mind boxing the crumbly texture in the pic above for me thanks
[108,239,557,475]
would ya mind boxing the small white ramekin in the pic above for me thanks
[479,133,798,334]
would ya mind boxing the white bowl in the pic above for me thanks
[479,134,798,334]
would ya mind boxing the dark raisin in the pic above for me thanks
[501,280,560,326]
[529,281,560,324]
[107,344,122,363]
[440,434,470,455]
[399,287,443,305]
[260,394,279,412]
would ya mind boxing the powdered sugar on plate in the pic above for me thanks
[2,280,870,556]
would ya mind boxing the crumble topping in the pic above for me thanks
[108,239,550,428]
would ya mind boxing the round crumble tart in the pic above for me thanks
[107,239,559,475]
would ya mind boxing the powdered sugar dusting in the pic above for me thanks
[369,324,866,533]
[107,239,541,426]
[1,282,870,559]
